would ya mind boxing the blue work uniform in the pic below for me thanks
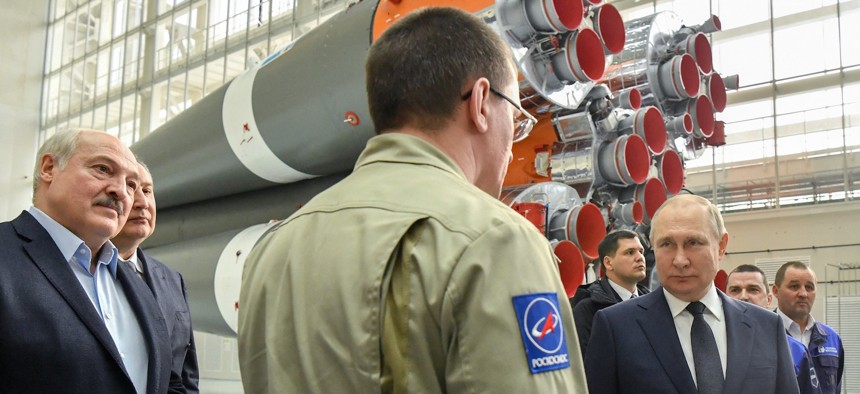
[787,334,821,394]
[807,322,844,394]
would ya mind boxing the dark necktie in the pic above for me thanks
[686,301,724,394]
[122,260,144,280]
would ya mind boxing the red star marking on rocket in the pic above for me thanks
[240,123,254,145]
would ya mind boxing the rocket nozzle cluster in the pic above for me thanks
[496,0,626,110]
[505,11,735,268]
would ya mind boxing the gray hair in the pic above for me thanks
[32,129,86,201]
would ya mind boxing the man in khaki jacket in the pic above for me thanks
[238,6,587,393]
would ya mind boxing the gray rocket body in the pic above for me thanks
[134,0,377,209]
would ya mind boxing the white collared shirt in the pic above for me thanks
[122,251,145,279]
[777,308,816,347]
[607,278,638,300]
[664,285,728,386]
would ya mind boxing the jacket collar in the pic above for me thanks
[355,133,468,181]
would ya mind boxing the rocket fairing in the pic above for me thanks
[137,0,731,335]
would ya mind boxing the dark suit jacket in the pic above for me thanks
[585,287,800,394]
[136,250,200,393]
[570,277,650,357]
[0,211,171,393]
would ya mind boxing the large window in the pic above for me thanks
[619,0,860,211]
[40,0,348,143]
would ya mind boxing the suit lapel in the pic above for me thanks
[137,250,157,293]
[637,289,698,393]
[118,261,168,394]
[13,213,128,374]
[721,292,754,393]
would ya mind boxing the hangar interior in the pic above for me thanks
[0,0,858,392]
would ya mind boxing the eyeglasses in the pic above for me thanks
[461,86,538,143]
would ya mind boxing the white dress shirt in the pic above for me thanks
[777,308,816,347]
[664,285,728,386]
[121,251,146,280]
[608,278,638,300]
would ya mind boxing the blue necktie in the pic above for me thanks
[686,301,724,394]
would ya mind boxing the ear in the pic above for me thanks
[466,77,492,135]
[771,284,779,298]
[717,232,729,259]
[603,255,613,272]
[38,154,58,187]
[766,293,773,307]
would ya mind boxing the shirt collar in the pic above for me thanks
[28,206,120,278]
[608,278,636,300]
[664,284,724,321]
[777,308,816,332]
[122,250,145,274]
[122,250,138,264]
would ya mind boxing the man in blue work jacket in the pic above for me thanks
[726,264,820,393]
[774,262,844,394]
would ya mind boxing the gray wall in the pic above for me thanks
[0,0,47,221]
[722,200,860,321]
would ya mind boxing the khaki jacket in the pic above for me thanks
[239,133,587,393]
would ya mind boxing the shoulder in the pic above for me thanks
[813,322,843,347]
[0,220,20,243]
[786,335,807,357]
[598,290,654,319]
[814,321,840,336]
[140,250,183,279]
[722,295,783,329]
[301,154,535,242]
[573,295,596,314]
[571,281,602,305]
[2,211,40,241]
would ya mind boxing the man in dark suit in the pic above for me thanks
[0,129,171,393]
[585,194,799,394]
[113,161,200,393]
[571,229,650,356]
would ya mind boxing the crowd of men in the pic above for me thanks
[0,6,845,394]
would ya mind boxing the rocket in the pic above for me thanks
[135,0,732,336]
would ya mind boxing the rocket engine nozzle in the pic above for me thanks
[554,240,586,297]
[611,87,642,110]
[551,28,606,83]
[549,202,607,259]
[623,178,668,225]
[656,149,684,196]
[618,106,667,155]
[658,54,700,99]
[675,32,713,74]
[666,113,694,137]
[498,0,583,44]
[598,133,650,186]
[593,4,625,55]
[705,73,727,113]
